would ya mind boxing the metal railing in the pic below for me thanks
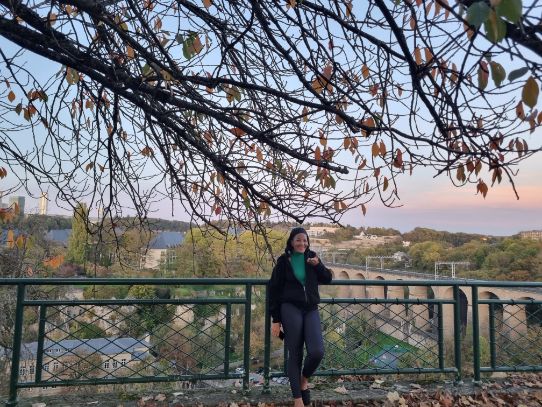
[1,277,542,406]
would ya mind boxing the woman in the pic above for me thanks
[269,227,333,407]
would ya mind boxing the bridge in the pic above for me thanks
[323,261,542,340]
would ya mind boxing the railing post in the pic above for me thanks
[453,285,463,384]
[471,286,481,384]
[437,303,444,370]
[489,303,496,370]
[34,305,48,383]
[243,284,252,392]
[7,284,26,407]
[262,283,271,394]
[224,303,231,377]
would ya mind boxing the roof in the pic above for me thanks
[45,229,72,245]
[20,337,150,360]
[148,231,184,249]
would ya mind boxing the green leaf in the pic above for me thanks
[496,0,522,24]
[522,76,539,109]
[141,64,152,77]
[466,2,490,29]
[490,61,506,87]
[484,11,507,43]
[508,67,529,82]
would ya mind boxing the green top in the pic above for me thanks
[290,252,306,286]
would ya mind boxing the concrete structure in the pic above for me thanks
[39,193,48,215]
[323,262,542,342]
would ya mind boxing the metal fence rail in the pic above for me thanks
[1,278,542,406]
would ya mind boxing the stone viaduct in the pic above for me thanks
[323,263,542,342]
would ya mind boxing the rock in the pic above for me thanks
[31,403,47,407]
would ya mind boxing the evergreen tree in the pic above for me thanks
[66,203,89,265]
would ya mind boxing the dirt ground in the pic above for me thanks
[10,373,542,406]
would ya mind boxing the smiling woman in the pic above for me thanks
[0,0,541,235]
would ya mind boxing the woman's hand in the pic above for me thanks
[307,255,320,266]
[271,322,282,337]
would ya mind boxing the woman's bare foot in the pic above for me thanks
[294,397,304,407]
[300,375,309,391]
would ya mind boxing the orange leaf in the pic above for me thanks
[7,91,16,103]
[203,0,212,9]
[362,64,369,79]
[315,146,322,161]
[229,127,246,137]
[516,101,525,120]
[126,45,135,59]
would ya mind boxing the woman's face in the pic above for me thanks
[291,233,308,253]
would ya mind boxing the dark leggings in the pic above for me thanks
[280,302,325,399]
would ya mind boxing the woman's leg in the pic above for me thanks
[280,303,304,400]
[302,308,325,379]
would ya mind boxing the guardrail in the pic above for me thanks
[1,278,541,406]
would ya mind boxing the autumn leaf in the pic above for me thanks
[7,91,16,103]
[203,0,212,9]
[413,47,422,65]
[361,203,367,216]
[141,146,154,157]
[478,61,489,90]
[490,61,506,87]
[522,76,539,109]
[362,64,369,79]
[371,142,379,157]
[229,127,246,137]
[516,100,525,119]
[126,45,135,59]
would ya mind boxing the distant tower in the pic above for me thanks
[39,192,48,215]
[8,196,25,216]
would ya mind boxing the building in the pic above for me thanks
[306,226,340,237]
[141,231,185,269]
[39,192,48,215]
[14,336,151,394]
[45,229,72,247]
[519,230,542,241]
[8,196,25,216]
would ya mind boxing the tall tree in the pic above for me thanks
[0,0,540,231]
[66,202,89,264]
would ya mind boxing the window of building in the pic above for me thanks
[112,360,118,368]
[121,359,126,366]
[53,361,59,371]
[43,363,49,371]
[103,360,110,369]
[30,365,35,375]
[19,367,27,376]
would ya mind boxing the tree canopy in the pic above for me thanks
[0,0,540,230]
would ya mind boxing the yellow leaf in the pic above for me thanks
[7,91,16,103]
[6,229,14,248]
[16,235,25,250]
[522,76,539,109]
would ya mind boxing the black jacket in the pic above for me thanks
[268,250,333,323]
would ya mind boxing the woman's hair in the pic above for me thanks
[284,227,310,255]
